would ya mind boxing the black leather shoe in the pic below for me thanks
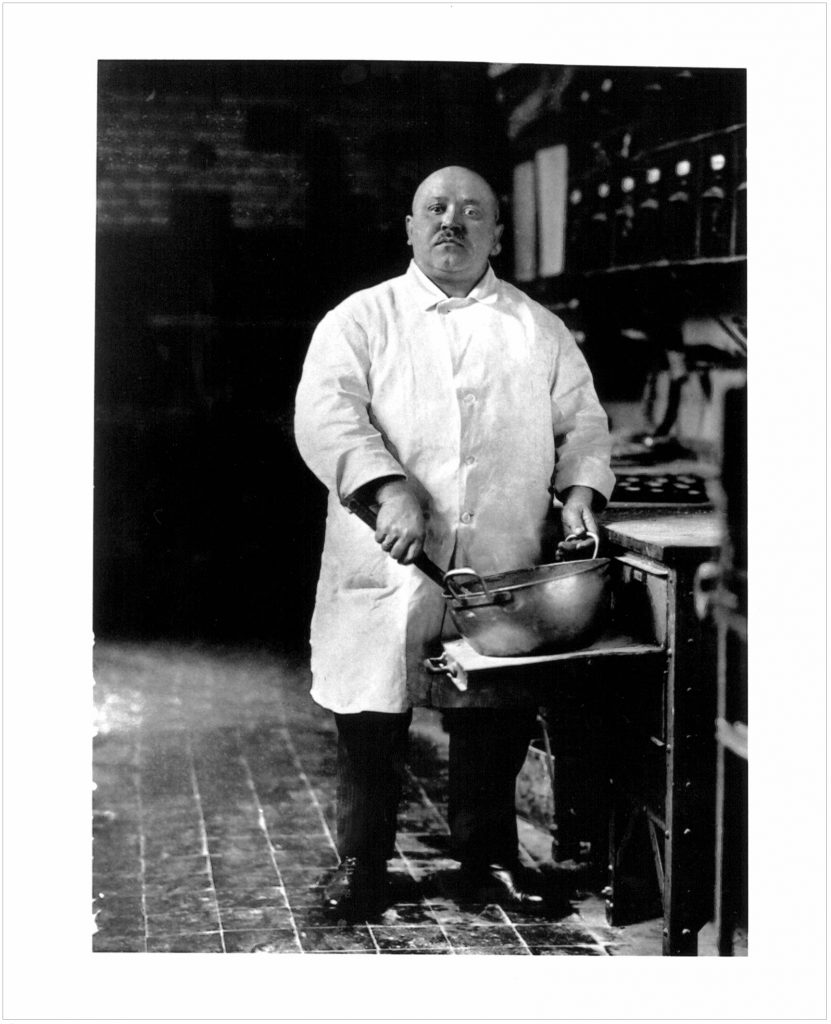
[462,862,544,907]
[322,857,387,922]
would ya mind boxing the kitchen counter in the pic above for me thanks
[602,507,722,564]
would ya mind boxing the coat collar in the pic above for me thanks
[406,260,500,310]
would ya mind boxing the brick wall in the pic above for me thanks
[97,93,307,231]
[97,61,511,237]
[94,61,512,642]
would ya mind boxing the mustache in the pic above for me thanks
[434,229,466,245]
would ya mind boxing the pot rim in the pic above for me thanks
[444,557,610,604]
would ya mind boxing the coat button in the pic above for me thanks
[463,392,476,404]
[464,455,476,466]
[461,511,474,524]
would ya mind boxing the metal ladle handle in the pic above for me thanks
[443,567,493,600]
[563,530,600,559]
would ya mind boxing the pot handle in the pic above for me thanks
[443,567,493,600]
[563,530,601,559]
[423,654,468,692]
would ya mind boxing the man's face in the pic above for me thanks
[405,167,503,296]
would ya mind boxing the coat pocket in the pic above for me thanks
[321,528,391,591]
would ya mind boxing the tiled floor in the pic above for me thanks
[92,641,656,955]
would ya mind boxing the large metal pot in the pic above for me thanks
[443,533,611,656]
[345,497,610,658]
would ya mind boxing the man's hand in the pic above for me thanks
[556,485,599,562]
[373,479,426,565]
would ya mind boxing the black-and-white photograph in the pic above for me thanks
[3,3,826,1020]
[90,55,747,957]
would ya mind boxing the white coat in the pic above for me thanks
[295,262,615,713]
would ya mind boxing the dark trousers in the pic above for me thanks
[444,707,539,868]
[333,707,537,867]
[334,710,413,866]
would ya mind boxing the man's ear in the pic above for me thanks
[405,214,413,246]
[490,222,504,256]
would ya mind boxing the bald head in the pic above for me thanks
[411,166,500,222]
[405,166,503,297]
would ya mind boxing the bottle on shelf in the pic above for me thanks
[565,180,588,272]
[584,172,614,270]
[632,160,663,264]
[612,169,637,267]
[698,131,734,258]
[662,142,700,261]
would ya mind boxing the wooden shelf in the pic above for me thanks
[580,255,746,277]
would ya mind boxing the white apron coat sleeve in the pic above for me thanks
[546,317,617,500]
[295,309,407,501]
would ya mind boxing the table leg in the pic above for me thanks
[662,567,718,955]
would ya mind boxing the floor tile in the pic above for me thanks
[304,949,376,954]
[143,891,219,918]
[145,906,221,937]
[218,903,295,931]
[215,886,289,909]
[146,932,225,953]
[368,925,452,952]
[378,903,440,925]
[280,884,328,909]
[141,875,217,899]
[514,922,600,946]
[203,845,276,870]
[223,928,302,953]
[271,845,339,869]
[92,872,143,897]
[93,933,146,952]
[442,924,525,951]
[453,945,532,955]
[428,901,508,926]
[501,902,575,925]
[209,859,282,890]
[143,829,206,860]
[91,848,142,876]
[143,855,212,886]
[275,865,332,886]
[296,925,377,952]
[528,945,606,955]
[93,904,145,937]
[382,947,454,954]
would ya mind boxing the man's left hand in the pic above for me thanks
[556,486,599,562]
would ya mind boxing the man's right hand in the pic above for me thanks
[373,479,426,565]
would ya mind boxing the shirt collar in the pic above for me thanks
[406,259,500,311]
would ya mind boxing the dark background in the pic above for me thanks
[94,59,745,648]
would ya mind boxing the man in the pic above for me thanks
[295,166,615,921]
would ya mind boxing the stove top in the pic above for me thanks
[609,472,710,506]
